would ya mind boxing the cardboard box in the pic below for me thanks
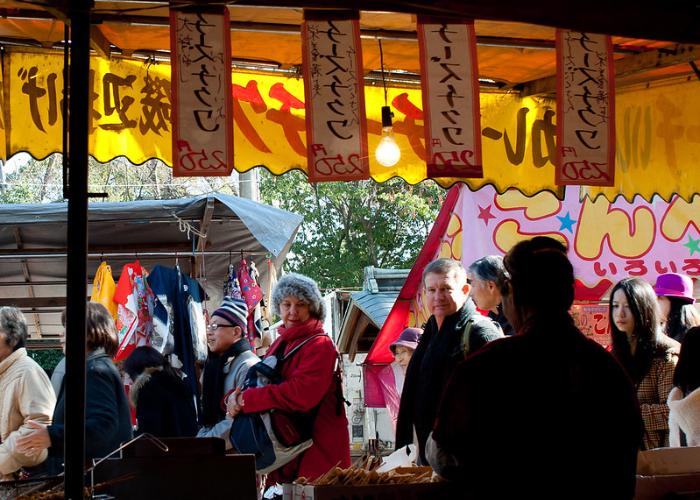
[636,473,700,500]
[637,447,700,475]
[287,482,457,500]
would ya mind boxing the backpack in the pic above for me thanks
[229,334,330,474]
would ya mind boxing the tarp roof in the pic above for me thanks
[0,192,302,342]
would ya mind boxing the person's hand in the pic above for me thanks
[226,387,245,418]
[15,421,51,456]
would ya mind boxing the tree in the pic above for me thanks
[260,169,444,289]
[0,154,239,204]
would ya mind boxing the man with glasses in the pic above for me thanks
[197,296,259,448]
[395,258,502,465]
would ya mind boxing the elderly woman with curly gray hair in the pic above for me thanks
[227,273,350,484]
[0,307,55,481]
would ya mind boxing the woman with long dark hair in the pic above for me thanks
[610,277,680,449]
[668,326,700,446]
[654,273,700,343]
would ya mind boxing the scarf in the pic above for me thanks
[201,338,251,426]
[271,318,325,357]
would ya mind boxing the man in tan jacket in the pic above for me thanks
[0,307,55,480]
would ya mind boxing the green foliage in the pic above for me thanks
[260,170,444,289]
[0,154,238,204]
[28,349,63,373]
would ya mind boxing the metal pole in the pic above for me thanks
[65,0,91,498]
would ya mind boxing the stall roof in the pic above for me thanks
[2,2,698,90]
[0,192,302,342]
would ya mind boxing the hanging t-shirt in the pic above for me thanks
[113,261,155,361]
[90,261,117,320]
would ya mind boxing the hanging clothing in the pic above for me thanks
[238,258,263,345]
[113,261,155,361]
[91,261,117,320]
[223,264,243,300]
[262,258,278,324]
[147,265,207,399]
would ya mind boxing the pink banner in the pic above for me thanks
[170,7,234,177]
[457,186,699,299]
[556,30,615,186]
[418,17,482,179]
[302,11,369,182]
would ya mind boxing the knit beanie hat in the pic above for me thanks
[211,296,248,331]
[272,273,326,321]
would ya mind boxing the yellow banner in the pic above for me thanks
[4,50,699,200]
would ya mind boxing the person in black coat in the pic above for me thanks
[124,346,198,437]
[427,237,642,499]
[395,258,503,464]
[16,303,133,472]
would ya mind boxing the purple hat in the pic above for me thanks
[390,327,422,354]
[654,273,695,304]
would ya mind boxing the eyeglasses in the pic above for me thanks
[207,323,234,331]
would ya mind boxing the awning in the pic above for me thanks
[0,3,699,200]
[0,192,303,340]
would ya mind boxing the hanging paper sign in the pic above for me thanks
[418,17,482,179]
[556,30,615,186]
[170,7,233,177]
[571,304,611,347]
[302,10,369,182]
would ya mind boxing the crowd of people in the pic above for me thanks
[0,236,698,498]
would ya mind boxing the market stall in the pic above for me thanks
[0,1,699,498]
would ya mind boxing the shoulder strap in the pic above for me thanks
[280,333,328,362]
[461,318,475,357]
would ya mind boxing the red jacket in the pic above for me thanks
[242,319,350,482]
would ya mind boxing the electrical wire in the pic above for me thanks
[378,38,388,106]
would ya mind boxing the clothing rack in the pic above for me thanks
[0,250,268,260]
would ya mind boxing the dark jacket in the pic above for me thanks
[395,298,502,463]
[48,349,133,468]
[130,368,198,438]
[429,314,642,499]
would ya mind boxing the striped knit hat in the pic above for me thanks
[212,296,248,331]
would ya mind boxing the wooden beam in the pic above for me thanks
[0,242,194,256]
[348,314,371,363]
[226,0,700,44]
[13,228,43,339]
[193,196,216,278]
[90,25,112,59]
[520,44,700,97]
[0,297,68,308]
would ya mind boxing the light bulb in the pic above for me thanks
[375,105,401,167]
[375,128,401,167]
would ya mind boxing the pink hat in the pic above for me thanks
[654,273,695,304]
[390,327,422,354]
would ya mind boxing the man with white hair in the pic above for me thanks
[395,258,502,464]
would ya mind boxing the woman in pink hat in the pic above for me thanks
[377,327,422,431]
[654,273,700,343]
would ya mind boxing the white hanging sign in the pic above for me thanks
[170,7,234,177]
[302,10,369,182]
[556,30,615,186]
[418,17,483,179]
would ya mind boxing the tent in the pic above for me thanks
[0,192,302,343]
[0,2,699,199]
[2,1,699,494]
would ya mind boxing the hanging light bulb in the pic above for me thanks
[374,39,401,168]
[375,105,401,167]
